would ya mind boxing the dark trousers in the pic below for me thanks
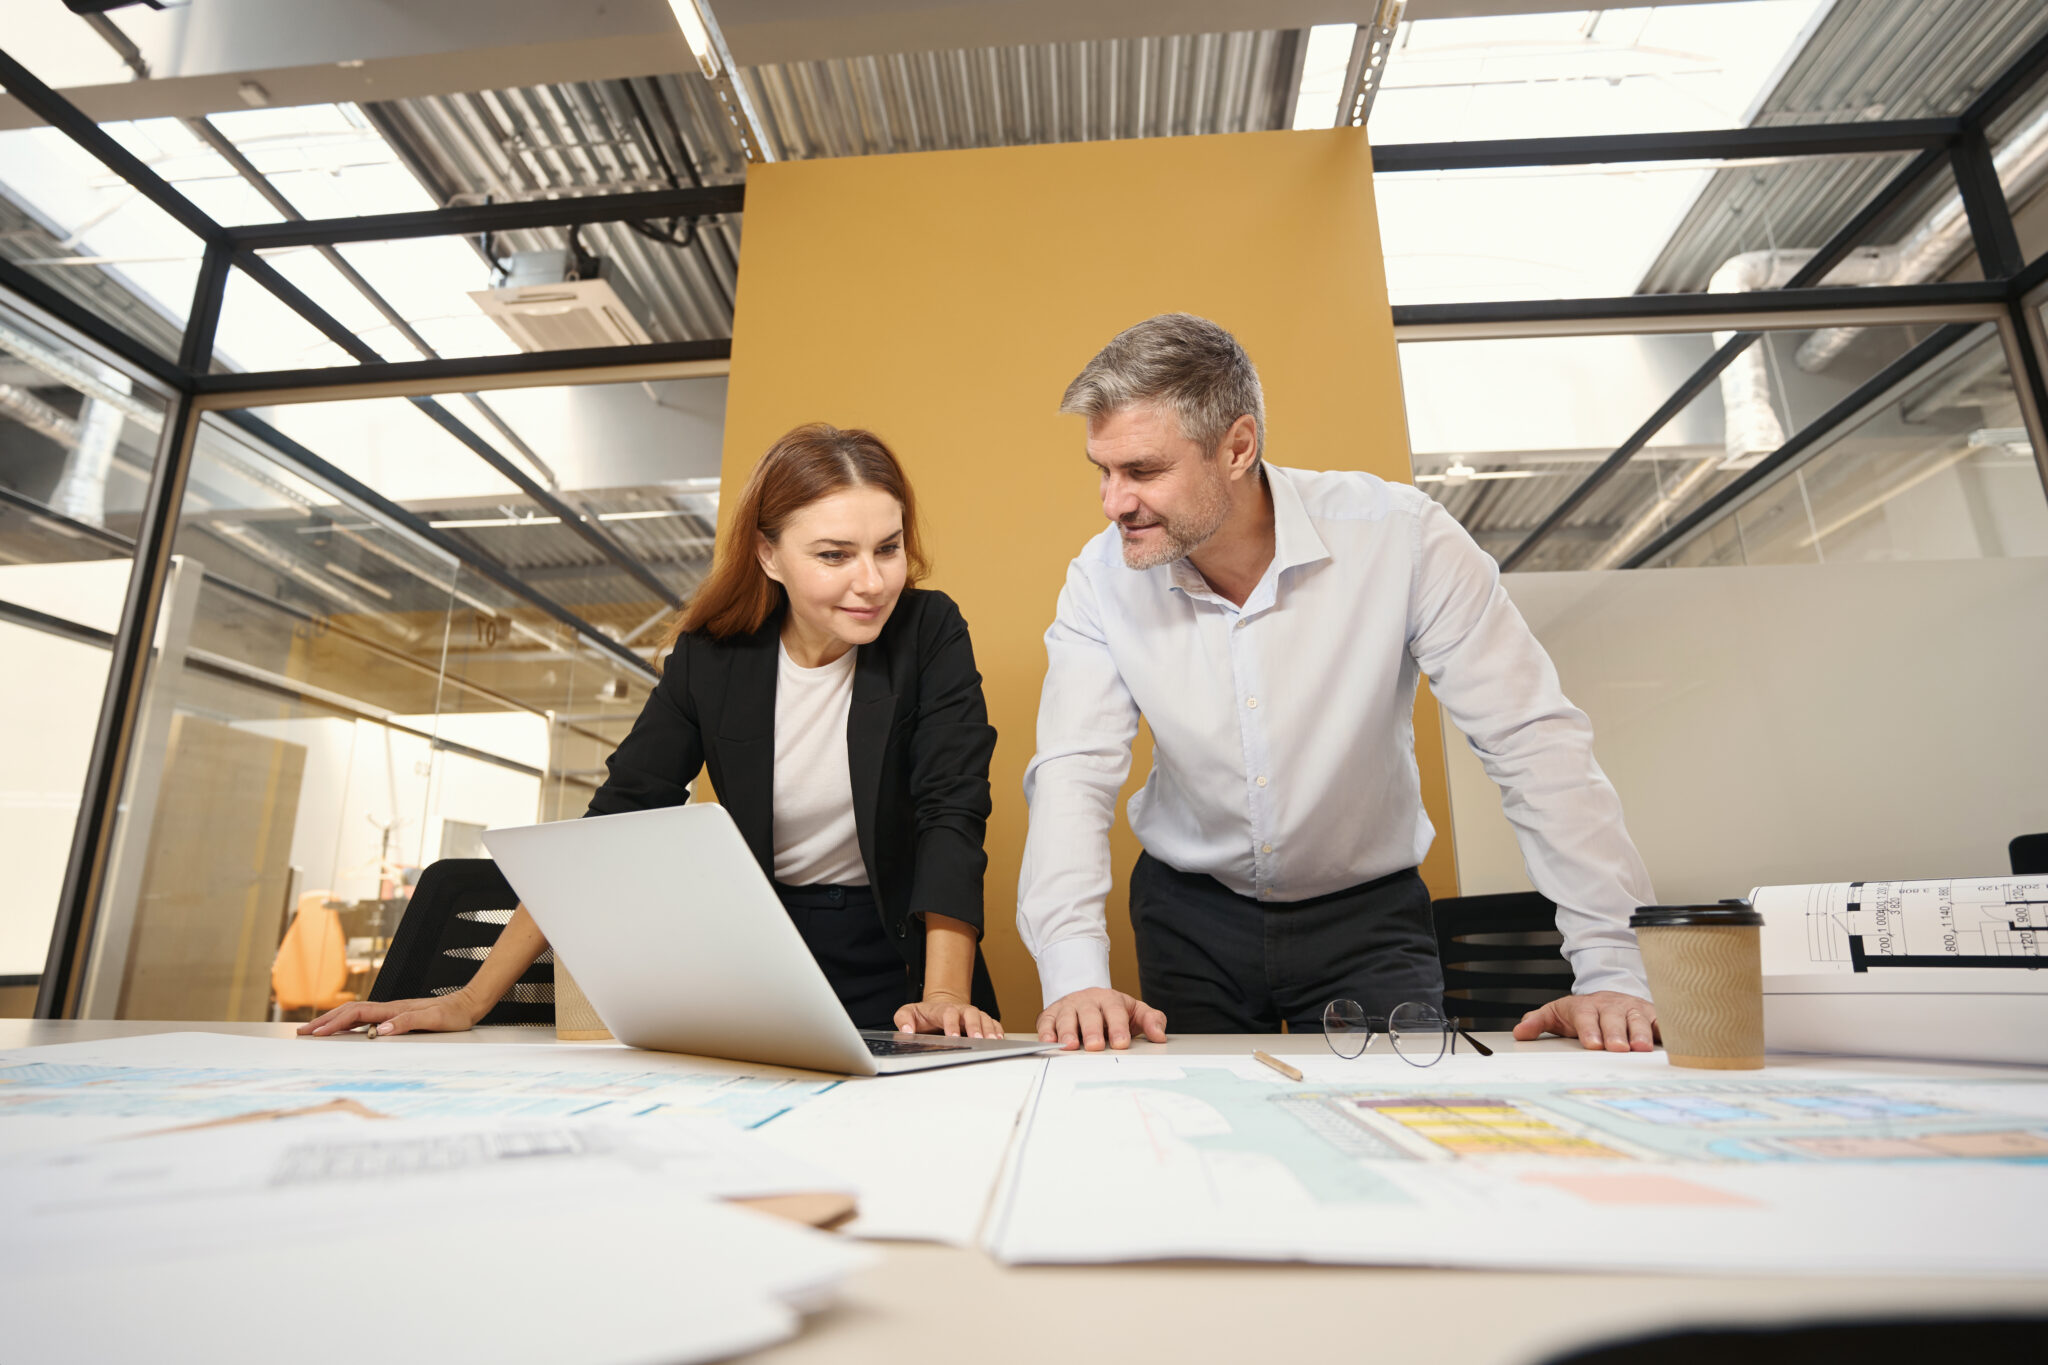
[1128,853,1443,1033]
[773,881,1000,1030]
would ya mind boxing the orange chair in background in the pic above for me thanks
[272,893,355,1015]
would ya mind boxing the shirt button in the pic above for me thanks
[1262,843,1273,854]
[1246,697,1258,709]
[1235,619,1248,630]
[1255,776,1268,788]
[1260,889,1274,899]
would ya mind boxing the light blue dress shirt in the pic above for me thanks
[1018,464,1654,1007]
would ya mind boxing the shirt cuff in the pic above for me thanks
[1035,936,1113,1008]
[1568,945,1650,1000]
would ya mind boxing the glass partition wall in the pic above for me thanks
[1401,318,2048,571]
[0,299,169,1011]
[63,382,716,1021]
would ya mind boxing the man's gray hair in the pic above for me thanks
[1059,313,1265,459]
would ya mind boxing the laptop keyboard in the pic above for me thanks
[863,1036,974,1056]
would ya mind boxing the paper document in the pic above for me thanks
[984,1051,2048,1275]
[759,1055,1045,1244]
[0,1114,872,1364]
[1753,878,2048,1064]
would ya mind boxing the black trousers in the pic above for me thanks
[773,881,1000,1031]
[1128,853,1443,1033]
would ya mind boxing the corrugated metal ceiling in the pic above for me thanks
[360,29,1308,345]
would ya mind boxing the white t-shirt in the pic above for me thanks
[771,639,869,886]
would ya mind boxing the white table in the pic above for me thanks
[6,1020,2043,1365]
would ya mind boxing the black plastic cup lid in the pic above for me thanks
[1630,899,1762,928]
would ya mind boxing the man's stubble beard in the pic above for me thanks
[1118,464,1233,571]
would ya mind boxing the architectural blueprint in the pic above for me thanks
[1753,878,2048,1063]
[0,1032,1044,1246]
[1756,877,2047,974]
[0,1032,845,1151]
[985,1052,2048,1273]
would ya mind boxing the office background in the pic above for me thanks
[1,0,2045,1026]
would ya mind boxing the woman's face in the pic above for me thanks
[757,485,908,659]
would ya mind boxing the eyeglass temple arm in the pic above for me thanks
[1454,1028,1493,1057]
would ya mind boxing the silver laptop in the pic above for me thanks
[481,805,1054,1075]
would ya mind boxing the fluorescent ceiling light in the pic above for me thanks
[1414,463,1540,485]
[428,509,697,529]
[667,0,721,79]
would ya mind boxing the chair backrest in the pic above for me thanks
[272,898,351,1012]
[371,859,553,1026]
[2012,833,2048,876]
[1433,891,1575,1027]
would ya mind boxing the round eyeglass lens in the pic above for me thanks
[1389,1001,1450,1067]
[1322,999,1370,1059]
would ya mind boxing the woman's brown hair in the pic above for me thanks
[658,423,929,655]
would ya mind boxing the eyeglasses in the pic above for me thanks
[1321,1000,1492,1066]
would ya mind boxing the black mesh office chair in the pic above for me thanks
[2011,834,2048,876]
[370,859,554,1025]
[1432,891,1575,1028]
[1541,1316,2048,1365]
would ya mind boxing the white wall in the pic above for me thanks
[1445,559,2048,904]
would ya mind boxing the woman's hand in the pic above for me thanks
[298,990,483,1038]
[893,992,1001,1039]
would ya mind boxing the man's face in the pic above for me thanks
[1086,403,1232,570]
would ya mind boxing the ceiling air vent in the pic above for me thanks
[469,248,653,352]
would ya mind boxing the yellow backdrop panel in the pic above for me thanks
[720,127,1458,1028]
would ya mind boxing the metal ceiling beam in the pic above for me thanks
[1370,119,1962,173]
[193,339,733,397]
[1390,280,2006,334]
[1958,23,2048,132]
[1950,128,2026,281]
[225,185,747,251]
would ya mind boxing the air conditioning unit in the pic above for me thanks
[469,249,653,352]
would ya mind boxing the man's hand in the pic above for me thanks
[894,993,1001,1039]
[1513,991,1657,1052]
[1035,988,1167,1052]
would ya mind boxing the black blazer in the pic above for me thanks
[585,588,999,975]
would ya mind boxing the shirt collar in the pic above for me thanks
[1266,464,1332,576]
[1166,464,1331,605]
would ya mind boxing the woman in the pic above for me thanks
[303,423,1002,1039]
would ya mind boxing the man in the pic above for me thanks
[1019,313,1659,1052]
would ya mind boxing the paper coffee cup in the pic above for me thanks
[1630,902,1765,1070]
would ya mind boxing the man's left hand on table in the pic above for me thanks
[1512,991,1658,1051]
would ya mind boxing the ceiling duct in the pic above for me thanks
[469,247,654,353]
